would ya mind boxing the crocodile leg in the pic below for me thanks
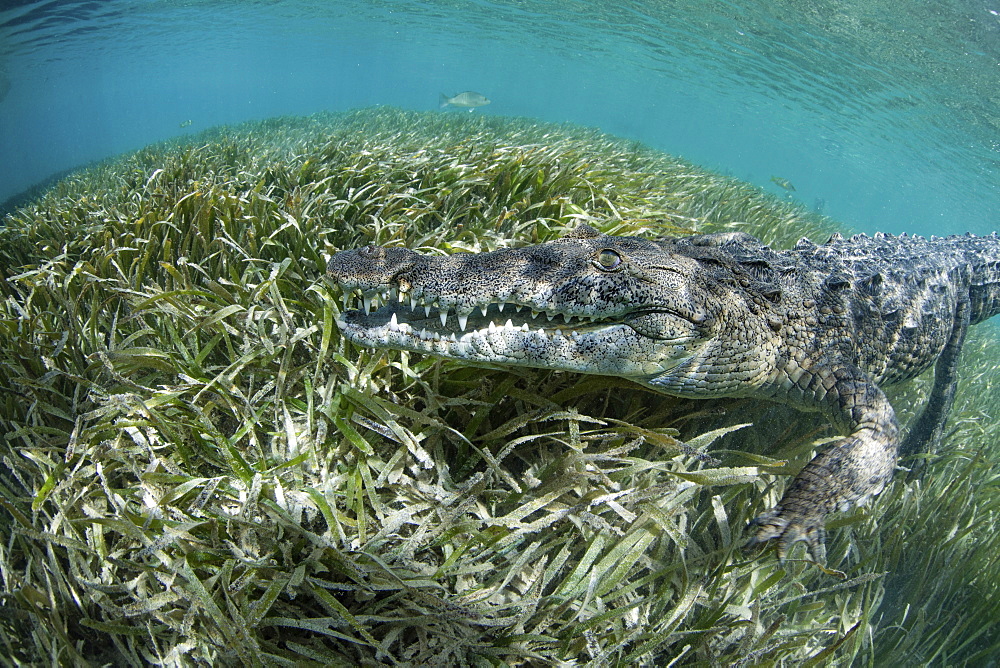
[898,295,972,468]
[748,366,900,562]
[330,229,1000,563]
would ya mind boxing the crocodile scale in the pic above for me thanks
[327,224,1000,561]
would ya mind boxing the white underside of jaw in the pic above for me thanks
[336,310,695,377]
[334,283,701,377]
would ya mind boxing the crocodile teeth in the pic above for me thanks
[338,286,605,337]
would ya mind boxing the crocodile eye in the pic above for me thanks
[595,249,622,271]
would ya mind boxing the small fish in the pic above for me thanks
[179,119,193,128]
[770,176,796,191]
[439,91,490,112]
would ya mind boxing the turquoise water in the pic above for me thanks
[1,3,999,663]
[0,0,997,233]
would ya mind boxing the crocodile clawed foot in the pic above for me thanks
[746,509,827,564]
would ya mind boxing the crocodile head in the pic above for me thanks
[327,225,746,383]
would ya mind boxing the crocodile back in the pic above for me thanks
[772,232,1000,386]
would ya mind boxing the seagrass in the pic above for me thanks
[0,107,997,666]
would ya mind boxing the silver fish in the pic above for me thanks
[439,91,491,111]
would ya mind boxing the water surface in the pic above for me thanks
[1,0,997,235]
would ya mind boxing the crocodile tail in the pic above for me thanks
[969,233,1000,323]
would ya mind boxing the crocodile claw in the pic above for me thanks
[746,509,827,564]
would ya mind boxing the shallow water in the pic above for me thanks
[0,0,997,235]
[2,3,1000,664]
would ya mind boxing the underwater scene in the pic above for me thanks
[0,1,998,665]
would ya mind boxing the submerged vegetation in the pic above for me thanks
[0,107,997,665]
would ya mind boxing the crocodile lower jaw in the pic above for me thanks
[336,302,698,377]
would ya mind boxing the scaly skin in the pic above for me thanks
[327,224,1000,561]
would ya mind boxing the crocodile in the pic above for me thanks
[327,224,1000,561]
